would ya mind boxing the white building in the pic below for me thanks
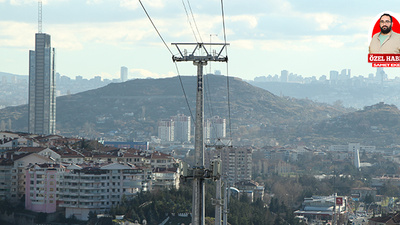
[205,116,226,143]
[59,163,146,220]
[158,119,174,142]
[152,167,180,190]
[171,114,191,143]
[329,143,376,153]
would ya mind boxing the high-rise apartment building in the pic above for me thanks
[158,119,174,142]
[219,146,252,183]
[171,114,191,142]
[280,70,289,82]
[121,66,128,82]
[205,116,226,143]
[28,33,56,135]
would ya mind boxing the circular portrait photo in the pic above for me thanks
[369,12,400,54]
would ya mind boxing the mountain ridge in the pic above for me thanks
[0,75,351,146]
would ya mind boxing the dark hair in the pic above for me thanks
[380,13,393,23]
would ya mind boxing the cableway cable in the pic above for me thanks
[139,0,195,124]
[186,0,203,43]
[182,0,200,43]
[220,0,232,145]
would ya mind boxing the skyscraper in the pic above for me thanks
[28,33,56,135]
[121,66,128,82]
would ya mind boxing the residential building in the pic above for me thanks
[104,141,149,150]
[220,146,252,183]
[369,212,400,225]
[10,153,53,202]
[152,167,180,190]
[0,137,40,150]
[25,163,65,213]
[147,151,179,169]
[158,119,174,142]
[234,180,264,202]
[204,116,226,143]
[328,143,376,153]
[372,175,400,188]
[59,163,146,221]
[0,158,13,200]
[28,32,56,135]
[171,114,191,143]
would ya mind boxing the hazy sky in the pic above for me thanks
[0,0,398,80]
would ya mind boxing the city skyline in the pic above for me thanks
[1,1,400,80]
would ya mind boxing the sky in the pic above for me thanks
[0,0,399,80]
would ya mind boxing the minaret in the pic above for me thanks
[350,143,361,170]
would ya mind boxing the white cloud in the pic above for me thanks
[9,0,35,5]
[229,15,258,29]
[231,40,254,50]
[130,68,175,79]
[9,0,60,5]
[313,35,344,48]
[120,0,164,10]
[86,0,102,4]
[0,21,35,48]
[47,19,157,50]
[260,39,312,51]
[305,12,341,31]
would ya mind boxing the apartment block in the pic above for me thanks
[58,163,147,220]
[25,163,64,213]
[207,146,253,184]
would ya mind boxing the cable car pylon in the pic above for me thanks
[173,42,229,225]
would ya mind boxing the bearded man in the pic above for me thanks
[369,13,400,54]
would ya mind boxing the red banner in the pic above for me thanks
[336,197,343,205]
[368,54,400,67]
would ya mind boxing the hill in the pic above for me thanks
[308,102,400,146]
[0,75,350,145]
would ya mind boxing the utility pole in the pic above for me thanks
[173,42,228,225]
[222,177,229,225]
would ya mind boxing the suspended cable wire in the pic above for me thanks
[220,0,232,145]
[186,0,203,43]
[139,0,195,124]
[175,62,196,125]
[182,0,200,43]
[220,0,227,44]
[138,0,174,56]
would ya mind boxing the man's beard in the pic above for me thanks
[381,25,392,34]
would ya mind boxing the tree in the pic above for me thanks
[364,194,375,204]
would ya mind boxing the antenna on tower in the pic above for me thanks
[38,0,42,33]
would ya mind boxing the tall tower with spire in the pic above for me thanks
[28,0,56,135]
